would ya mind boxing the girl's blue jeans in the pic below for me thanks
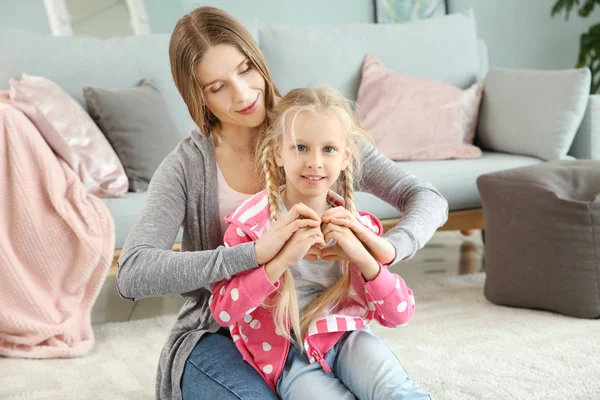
[277,328,433,400]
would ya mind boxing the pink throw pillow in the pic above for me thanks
[9,74,128,197]
[357,54,484,161]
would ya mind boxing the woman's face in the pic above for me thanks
[197,44,267,130]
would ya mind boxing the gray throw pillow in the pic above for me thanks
[83,80,180,192]
[477,67,591,161]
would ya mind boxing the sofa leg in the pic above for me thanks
[459,242,479,275]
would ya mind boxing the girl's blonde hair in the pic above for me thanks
[256,86,373,345]
[168,6,280,136]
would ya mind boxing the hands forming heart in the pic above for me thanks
[302,206,370,263]
[302,206,397,266]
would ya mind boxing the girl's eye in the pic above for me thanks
[295,145,307,152]
[324,146,336,153]
[211,85,224,94]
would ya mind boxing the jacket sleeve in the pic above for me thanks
[210,224,280,327]
[116,145,259,301]
[362,267,415,328]
[356,211,415,327]
[210,266,280,327]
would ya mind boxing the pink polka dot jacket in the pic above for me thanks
[210,190,415,392]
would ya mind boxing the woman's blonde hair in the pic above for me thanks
[256,86,373,345]
[168,6,280,136]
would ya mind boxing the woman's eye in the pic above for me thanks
[324,146,335,153]
[211,85,224,94]
[241,64,252,74]
[295,145,307,152]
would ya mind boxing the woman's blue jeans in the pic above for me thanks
[181,328,278,399]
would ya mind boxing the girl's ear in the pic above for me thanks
[274,142,283,167]
[341,147,352,170]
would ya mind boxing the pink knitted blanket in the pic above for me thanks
[0,99,114,358]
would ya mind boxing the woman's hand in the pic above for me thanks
[321,207,396,265]
[254,203,322,265]
[265,226,325,282]
[321,221,380,281]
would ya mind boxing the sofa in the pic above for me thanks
[1,9,598,269]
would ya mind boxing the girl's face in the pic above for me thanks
[197,44,266,130]
[275,110,351,202]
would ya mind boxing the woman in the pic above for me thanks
[116,6,447,400]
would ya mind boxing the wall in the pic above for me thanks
[2,0,598,71]
[146,0,600,70]
[145,0,374,33]
[449,0,600,70]
[0,0,51,34]
[66,0,133,38]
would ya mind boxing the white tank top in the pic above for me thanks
[216,164,254,238]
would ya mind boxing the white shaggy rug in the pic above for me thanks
[1,273,599,400]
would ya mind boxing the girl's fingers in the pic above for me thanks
[320,244,343,258]
[324,229,343,245]
[329,217,354,229]
[330,217,368,238]
[322,207,351,222]
[284,219,320,239]
[313,234,326,247]
[321,223,338,239]
[285,203,321,224]
[306,244,322,255]
[322,206,345,219]
[303,227,325,246]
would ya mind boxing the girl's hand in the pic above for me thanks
[265,226,326,282]
[321,207,396,265]
[321,222,380,281]
[254,203,321,265]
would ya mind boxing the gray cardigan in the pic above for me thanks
[116,129,448,400]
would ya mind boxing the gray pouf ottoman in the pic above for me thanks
[477,160,600,318]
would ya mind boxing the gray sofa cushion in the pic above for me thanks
[259,9,480,100]
[355,151,542,219]
[83,80,181,192]
[477,161,600,318]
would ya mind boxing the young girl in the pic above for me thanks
[210,87,427,399]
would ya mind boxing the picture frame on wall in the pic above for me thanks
[375,0,448,23]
